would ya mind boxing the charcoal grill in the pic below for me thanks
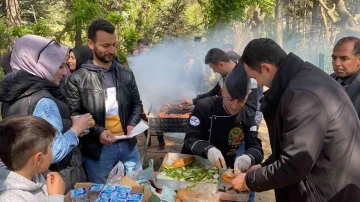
[141,102,193,164]
[148,104,193,133]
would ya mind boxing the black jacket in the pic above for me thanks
[181,92,263,167]
[245,53,360,202]
[330,71,360,118]
[63,60,143,160]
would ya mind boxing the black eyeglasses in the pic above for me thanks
[37,39,61,62]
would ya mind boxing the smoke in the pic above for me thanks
[128,24,354,116]
[128,32,236,116]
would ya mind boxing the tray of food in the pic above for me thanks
[155,153,219,192]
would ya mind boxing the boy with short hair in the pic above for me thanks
[0,116,65,202]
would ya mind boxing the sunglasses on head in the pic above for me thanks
[37,39,60,63]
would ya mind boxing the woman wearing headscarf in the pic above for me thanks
[67,45,92,72]
[0,35,92,192]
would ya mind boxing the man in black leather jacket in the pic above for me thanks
[64,19,143,183]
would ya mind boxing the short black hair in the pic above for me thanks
[137,39,149,47]
[334,36,360,56]
[227,51,240,63]
[0,116,56,171]
[241,38,287,73]
[205,48,231,64]
[221,43,234,51]
[87,19,115,42]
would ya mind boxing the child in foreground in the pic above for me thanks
[0,116,65,202]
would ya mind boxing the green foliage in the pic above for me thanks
[106,11,125,25]
[72,0,103,26]
[32,18,52,36]
[142,0,205,43]
[9,26,32,38]
[0,19,8,51]
[205,0,275,28]
[122,28,141,51]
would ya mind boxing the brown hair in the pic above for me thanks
[0,116,56,170]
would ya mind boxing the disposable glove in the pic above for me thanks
[234,155,252,173]
[207,147,227,168]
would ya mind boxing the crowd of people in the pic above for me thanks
[0,17,359,202]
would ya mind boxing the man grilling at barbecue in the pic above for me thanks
[181,64,263,172]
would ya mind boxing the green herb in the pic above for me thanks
[158,162,219,184]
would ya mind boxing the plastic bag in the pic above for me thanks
[106,161,125,185]
[135,159,155,183]
[176,186,220,202]
[136,159,176,202]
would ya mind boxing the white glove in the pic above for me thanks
[207,147,227,168]
[234,155,252,173]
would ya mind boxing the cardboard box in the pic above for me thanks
[64,177,153,202]
[217,169,249,202]
[155,153,218,192]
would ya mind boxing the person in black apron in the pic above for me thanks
[181,64,263,169]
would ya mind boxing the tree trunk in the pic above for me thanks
[311,0,322,42]
[286,16,290,33]
[55,21,74,42]
[355,0,360,15]
[321,6,330,43]
[135,2,149,32]
[74,23,82,47]
[5,0,21,51]
[275,0,283,47]
[333,0,357,27]
[250,6,266,38]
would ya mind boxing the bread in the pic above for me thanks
[176,189,189,200]
[172,156,195,168]
[221,169,234,184]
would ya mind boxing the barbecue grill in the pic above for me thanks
[141,101,193,164]
[148,102,192,133]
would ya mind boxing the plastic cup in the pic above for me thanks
[124,161,136,175]
[73,115,90,132]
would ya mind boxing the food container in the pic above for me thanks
[73,115,90,132]
[155,153,218,193]
[124,161,136,175]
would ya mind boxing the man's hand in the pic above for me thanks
[245,164,262,173]
[234,155,252,173]
[99,130,117,145]
[183,98,193,106]
[231,172,249,192]
[127,125,134,135]
[46,172,65,195]
[207,147,227,168]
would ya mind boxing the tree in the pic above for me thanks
[275,0,283,46]
[318,0,360,35]
[5,0,21,50]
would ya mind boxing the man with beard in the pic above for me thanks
[64,19,143,183]
[231,38,360,202]
[331,37,360,117]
